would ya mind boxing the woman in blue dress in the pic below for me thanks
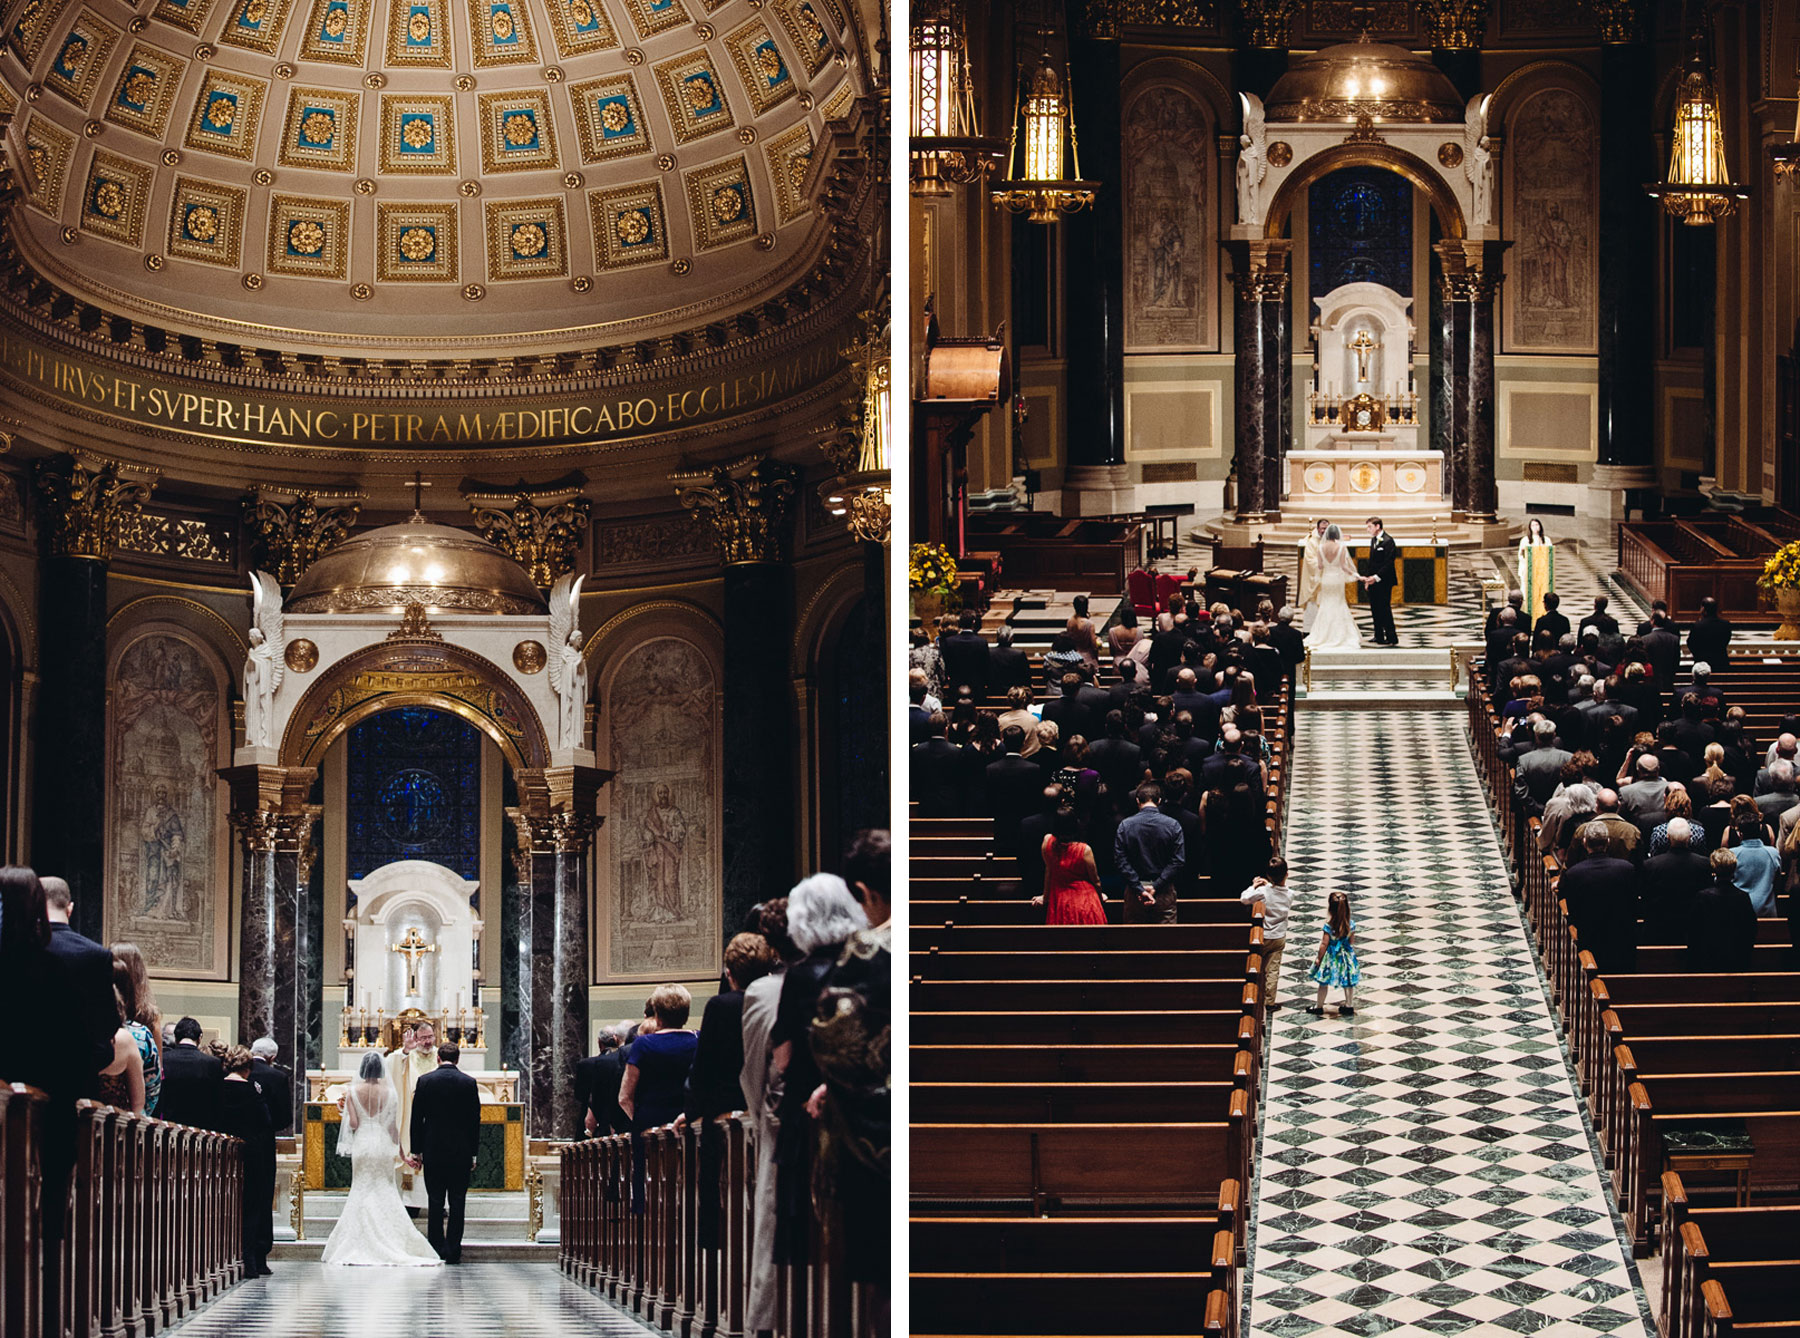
[619,984,700,1212]
[1306,891,1361,1017]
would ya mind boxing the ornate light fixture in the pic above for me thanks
[819,307,891,544]
[909,0,1004,196]
[991,25,1096,225]
[1647,1,1748,224]
[1771,77,1800,182]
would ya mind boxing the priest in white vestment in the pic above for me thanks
[385,1022,437,1211]
[1298,519,1329,630]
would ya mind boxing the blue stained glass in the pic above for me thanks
[346,706,480,882]
[1308,167,1412,305]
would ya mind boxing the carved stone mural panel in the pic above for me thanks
[605,636,718,979]
[1506,85,1597,354]
[108,631,229,978]
[1123,82,1213,352]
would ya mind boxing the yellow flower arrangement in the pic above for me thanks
[909,542,959,595]
[1760,540,1800,592]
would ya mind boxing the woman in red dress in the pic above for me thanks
[1033,807,1108,925]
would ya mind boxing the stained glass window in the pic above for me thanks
[1309,167,1413,304]
[346,706,480,882]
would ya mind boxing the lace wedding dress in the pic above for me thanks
[1306,536,1364,651]
[320,1078,444,1267]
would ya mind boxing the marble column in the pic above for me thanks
[1232,0,1294,99]
[1435,242,1506,522]
[1062,24,1127,512]
[513,766,609,1141]
[1420,0,1488,100]
[223,765,317,1132]
[32,457,151,940]
[675,457,798,944]
[1227,241,1291,520]
[1592,8,1658,514]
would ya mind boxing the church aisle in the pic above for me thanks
[161,1261,660,1337]
[1248,708,1652,1338]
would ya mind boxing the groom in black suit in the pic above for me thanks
[1361,517,1399,646]
[409,1041,482,1264]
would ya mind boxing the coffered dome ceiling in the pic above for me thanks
[0,0,865,352]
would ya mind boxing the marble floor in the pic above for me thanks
[1249,707,1653,1338]
[161,1262,658,1338]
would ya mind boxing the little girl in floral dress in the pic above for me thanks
[1306,891,1361,1017]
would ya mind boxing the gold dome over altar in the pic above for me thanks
[286,516,547,613]
[1264,36,1464,124]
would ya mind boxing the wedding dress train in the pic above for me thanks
[320,1077,444,1267]
[1306,538,1364,651]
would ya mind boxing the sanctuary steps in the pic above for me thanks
[270,1188,552,1260]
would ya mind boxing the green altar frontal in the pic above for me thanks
[303,1101,525,1190]
[1347,541,1449,607]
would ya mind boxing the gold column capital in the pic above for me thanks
[1239,0,1299,50]
[35,456,154,561]
[673,455,800,566]
[244,490,363,587]
[1588,0,1640,44]
[1418,0,1489,50]
[466,488,592,589]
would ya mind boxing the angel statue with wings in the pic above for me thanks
[548,573,587,752]
[1465,94,1494,228]
[1236,94,1267,227]
[243,570,284,750]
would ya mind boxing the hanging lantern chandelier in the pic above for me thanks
[1771,74,1800,182]
[991,44,1097,224]
[909,0,1005,196]
[1646,1,1748,224]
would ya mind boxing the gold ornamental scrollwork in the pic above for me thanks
[229,805,313,856]
[846,491,889,545]
[1238,0,1298,49]
[1079,0,1216,38]
[512,640,546,673]
[1587,0,1639,44]
[673,455,798,567]
[465,489,592,589]
[1417,0,1488,50]
[1232,269,1288,302]
[35,456,154,561]
[244,491,363,587]
[525,1165,544,1241]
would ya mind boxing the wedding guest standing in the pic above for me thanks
[217,1044,276,1277]
[619,985,699,1212]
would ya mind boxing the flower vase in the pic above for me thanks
[1778,586,1800,641]
[912,589,943,637]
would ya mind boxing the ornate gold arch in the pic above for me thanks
[1262,141,1468,241]
[277,638,551,772]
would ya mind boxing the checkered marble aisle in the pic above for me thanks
[1249,708,1652,1338]
[161,1262,660,1338]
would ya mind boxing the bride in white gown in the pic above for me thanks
[1306,525,1365,651]
[320,1052,444,1267]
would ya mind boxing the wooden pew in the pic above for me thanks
[913,924,1258,953]
[913,1044,1253,1086]
[1625,1072,1800,1253]
[915,948,1261,983]
[911,1010,1259,1048]
[2,1083,46,1338]
[912,1108,1247,1213]
[1699,1269,1800,1336]
[1662,1173,1800,1338]
[912,1082,1241,1124]
[911,979,1259,1015]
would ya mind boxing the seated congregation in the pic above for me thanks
[1471,597,1800,1337]
[908,583,1303,1338]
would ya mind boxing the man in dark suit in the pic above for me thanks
[248,1037,294,1136]
[987,625,1033,694]
[1073,677,1113,741]
[907,678,933,744]
[1641,612,1681,701]
[1578,596,1620,641]
[1360,517,1399,646]
[576,1029,628,1136]
[910,714,974,816]
[1557,826,1639,972]
[1688,596,1733,669]
[1085,711,1145,799]
[1039,673,1087,741]
[1170,668,1220,738]
[41,876,119,1095]
[1268,606,1306,673]
[410,1041,482,1264]
[1532,591,1571,647]
[937,610,992,702]
[159,1017,225,1130]
[985,727,1047,858]
[1641,819,1714,943]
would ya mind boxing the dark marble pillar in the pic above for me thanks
[722,559,796,930]
[1422,1,1488,99]
[1465,284,1500,520]
[1596,33,1655,471]
[31,457,151,939]
[1062,28,1124,472]
[514,767,609,1140]
[1227,241,1291,520]
[223,765,316,1132]
[32,555,108,938]
[1231,1,1291,100]
[1435,242,1506,521]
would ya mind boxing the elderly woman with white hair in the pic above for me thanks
[770,873,867,1269]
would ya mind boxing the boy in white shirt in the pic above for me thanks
[1240,858,1292,1011]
